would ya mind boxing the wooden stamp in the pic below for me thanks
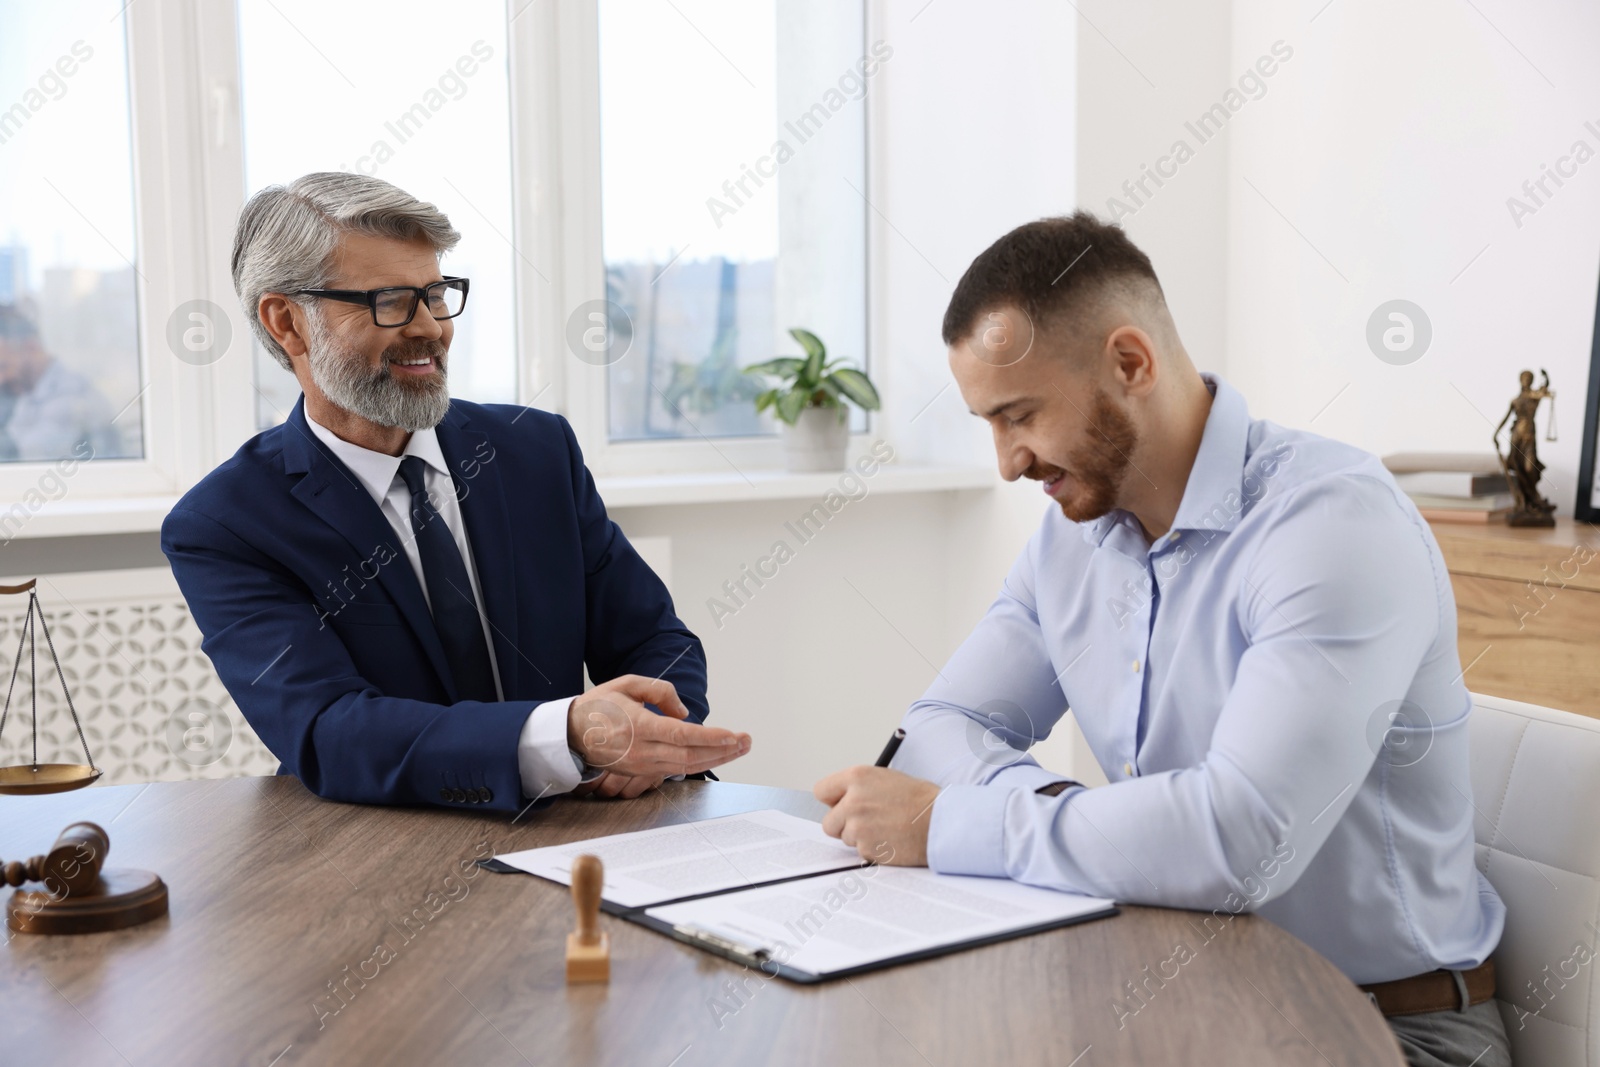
[565,853,609,984]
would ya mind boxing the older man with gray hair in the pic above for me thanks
[162,172,749,810]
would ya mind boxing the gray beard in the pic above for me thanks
[305,311,451,432]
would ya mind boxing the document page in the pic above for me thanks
[646,865,1115,977]
[494,809,862,908]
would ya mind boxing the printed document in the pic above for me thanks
[494,809,862,908]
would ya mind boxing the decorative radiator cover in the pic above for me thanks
[0,568,278,786]
[0,538,672,788]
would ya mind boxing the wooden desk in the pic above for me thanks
[1429,516,1600,717]
[1,777,1402,1066]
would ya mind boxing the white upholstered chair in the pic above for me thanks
[1469,692,1600,1067]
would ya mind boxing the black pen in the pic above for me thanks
[874,727,906,768]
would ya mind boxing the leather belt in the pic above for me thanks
[1359,959,1496,1017]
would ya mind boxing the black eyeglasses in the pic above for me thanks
[295,277,470,327]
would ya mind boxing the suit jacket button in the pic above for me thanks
[478,788,492,803]
[439,788,451,801]
[453,788,467,803]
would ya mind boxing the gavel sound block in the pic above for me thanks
[565,853,609,984]
[3,821,168,935]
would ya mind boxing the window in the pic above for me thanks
[597,0,868,441]
[0,0,890,534]
[235,0,518,430]
[0,2,142,465]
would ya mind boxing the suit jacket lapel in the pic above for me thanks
[436,406,524,695]
[280,398,459,701]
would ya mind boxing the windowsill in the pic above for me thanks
[597,463,998,508]
[5,495,183,541]
[4,465,997,540]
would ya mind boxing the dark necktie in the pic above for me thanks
[397,456,498,702]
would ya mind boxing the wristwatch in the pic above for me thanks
[1036,779,1082,797]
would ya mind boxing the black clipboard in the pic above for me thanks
[480,857,1119,983]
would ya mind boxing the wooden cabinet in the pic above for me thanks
[1428,517,1600,718]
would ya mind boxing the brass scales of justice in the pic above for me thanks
[0,579,168,934]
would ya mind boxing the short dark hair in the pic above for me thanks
[941,211,1163,347]
[0,304,40,343]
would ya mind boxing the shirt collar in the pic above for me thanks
[1079,371,1250,548]
[1167,371,1250,536]
[303,408,450,509]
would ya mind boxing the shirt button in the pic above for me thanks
[1132,659,1141,672]
[1124,761,1134,777]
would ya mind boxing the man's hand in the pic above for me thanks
[567,675,750,781]
[570,772,667,800]
[813,766,941,866]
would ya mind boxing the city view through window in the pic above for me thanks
[0,2,142,464]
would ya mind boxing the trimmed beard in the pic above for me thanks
[1024,386,1139,523]
[304,308,452,432]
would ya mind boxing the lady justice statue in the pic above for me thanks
[1493,368,1557,527]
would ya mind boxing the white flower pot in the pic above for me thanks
[782,406,849,472]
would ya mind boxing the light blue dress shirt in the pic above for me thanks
[898,371,1504,985]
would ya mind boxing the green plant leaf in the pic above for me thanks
[754,388,780,413]
[826,367,881,410]
[744,357,805,380]
[790,327,826,386]
[789,327,826,362]
[776,386,810,425]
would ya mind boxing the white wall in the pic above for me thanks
[1075,0,1600,502]
[1225,0,1600,502]
[1073,0,1235,376]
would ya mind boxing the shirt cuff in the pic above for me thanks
[926,784,1015,878]
[517,697,586,798]
[985,761,1079,794]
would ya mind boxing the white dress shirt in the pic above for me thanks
[304,411,584,800]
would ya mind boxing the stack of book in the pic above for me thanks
[1382,452,1513,524]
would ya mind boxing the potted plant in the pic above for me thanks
[745,328,881,472]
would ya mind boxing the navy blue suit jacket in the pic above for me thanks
[160,397,707,812]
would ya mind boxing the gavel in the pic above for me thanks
[1,822,108,898]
